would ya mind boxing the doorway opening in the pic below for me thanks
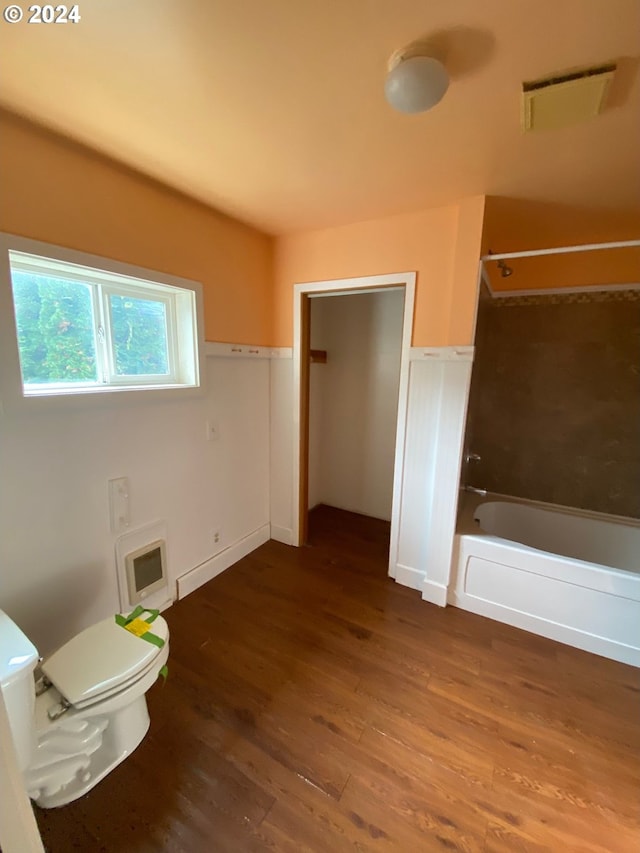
[292,273,416,576]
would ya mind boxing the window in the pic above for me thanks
[7,249,200,397]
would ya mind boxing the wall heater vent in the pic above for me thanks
[125,539,167,605]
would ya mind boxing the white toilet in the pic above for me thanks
[0,607,169,808]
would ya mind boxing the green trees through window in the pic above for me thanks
[109,294,169,376]
[12,272,171,385]
[12,272,98,385]
[6,243,200,397]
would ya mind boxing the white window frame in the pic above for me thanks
[0,233,205,412]
[100,283,177,387]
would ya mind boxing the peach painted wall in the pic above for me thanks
[485,248,640,294]
[0,110,273,344]
[274,196,485,347]
[483,197,640,293]
[448,196,486,343]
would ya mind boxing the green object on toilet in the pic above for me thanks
[115,606,168,682]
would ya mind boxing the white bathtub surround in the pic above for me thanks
[451,493,640,666]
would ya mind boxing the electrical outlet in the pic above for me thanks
[212,530,220,546]
[206,420,220,442]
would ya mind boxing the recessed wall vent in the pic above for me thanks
[521,63,616,132]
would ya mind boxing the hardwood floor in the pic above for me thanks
[36,506,640,852]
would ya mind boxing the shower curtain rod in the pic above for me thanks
[482,239,640,263]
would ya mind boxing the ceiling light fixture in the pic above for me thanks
[384,48,449,114]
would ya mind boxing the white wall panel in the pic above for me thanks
[393,360,441,580]
[391,355,472,603]
[0,355,270,656]
[421,359,473,603]
[269,357,294,544]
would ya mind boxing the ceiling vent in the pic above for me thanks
[521,63,616,132]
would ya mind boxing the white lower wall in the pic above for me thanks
[392,359,442,590]
[0,307,471,680]
[269,356,294,545]
[391,352,473,602]
[421,357,474,601]
[0,355,270,656]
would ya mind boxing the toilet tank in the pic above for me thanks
[0,610,39,771]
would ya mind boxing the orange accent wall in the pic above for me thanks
[0,111,274,345]
[448,196,486,344]
[0,111,486,348]
[485,247,640,293]
[274,196,485,347]
[483,197,640,293]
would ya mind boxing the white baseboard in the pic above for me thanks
[394,564,425,592]
[270,524,293,545]
[422,579,448,607]
[177,524,270,599]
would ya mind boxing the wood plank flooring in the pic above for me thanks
[36,506,640,852]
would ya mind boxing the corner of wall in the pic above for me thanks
[447,195,486,346]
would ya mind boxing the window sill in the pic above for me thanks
[1,381,205,416]
[23,382,198,398]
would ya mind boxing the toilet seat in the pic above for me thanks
[41,614,169,710]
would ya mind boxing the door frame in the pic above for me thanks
[292,272,416,569]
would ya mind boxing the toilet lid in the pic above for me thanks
[41,613,169,707]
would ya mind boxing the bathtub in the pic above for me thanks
[450,494,640,667]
